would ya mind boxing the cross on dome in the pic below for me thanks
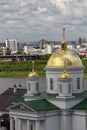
[63,27,65,40]
[61,27,67,51]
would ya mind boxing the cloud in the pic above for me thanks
[36,7,47,13]
[0,0,86,42]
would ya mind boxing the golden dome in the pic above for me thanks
[28,70,39,78]
[59,70,71,79]
[47,49,83,68]
[47,28,82,68]
[28,60,39,78]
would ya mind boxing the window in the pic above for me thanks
[36,82,39,91]
[69,84,71,93]
[27,82,31,91]
[60,84,62,93]
[30,125,33,130]
[50,78,53,90]
[77,78,80,89]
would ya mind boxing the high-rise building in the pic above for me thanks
[5,39,17,53]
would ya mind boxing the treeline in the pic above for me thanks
[0,60,47,77]
[0,55,86,78]
[0,54,51,77]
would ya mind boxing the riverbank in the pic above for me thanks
[0,78,46,94]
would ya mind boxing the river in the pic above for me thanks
[0,78,46,94]
[0,78,86,94]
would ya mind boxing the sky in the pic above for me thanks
[0,0,87,42]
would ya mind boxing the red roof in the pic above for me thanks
[80,51,87,54]
[0,88,26,111]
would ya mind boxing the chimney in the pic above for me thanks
[13,84,17,93]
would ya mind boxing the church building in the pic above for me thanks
[8,28,87,130]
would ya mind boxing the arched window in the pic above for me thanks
[27,82,31,91]
[36,82,39,91]
[69,84,71,93]
[50,78,53,90]
[77,78,80,89]
[60,84,62,93]
[30,125,33,130]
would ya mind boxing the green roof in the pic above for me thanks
[72,91,87,98]
[13,97,59,112]
[39,92,57,99]
[72,98,87,110]
[13,96,24,103]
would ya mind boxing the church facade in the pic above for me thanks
[8,29,87,130]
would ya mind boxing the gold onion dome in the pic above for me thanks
[28,61,39,78]
[59,71,71,79]
[28,70,39,78]
[47,28,82,68]
[59,61,71,79]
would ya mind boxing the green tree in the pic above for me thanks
[16,51,22,54]
[5,48,11,55]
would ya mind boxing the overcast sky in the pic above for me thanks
[0,0,87,42]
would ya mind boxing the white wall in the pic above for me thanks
[40,120,45,130]
[60,112,72,130]
[72,111,86,130]
[46,115,59,130]
[46,67,84,94]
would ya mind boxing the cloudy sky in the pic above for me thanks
[0,0,87,42]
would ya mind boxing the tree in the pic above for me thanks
[16,51,22,54]
[5,48,11,55]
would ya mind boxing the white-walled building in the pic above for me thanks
[45,43,53,54]
[5,39,17,53]
[8,30,87,130]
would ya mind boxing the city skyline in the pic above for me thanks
[0,0,87,42]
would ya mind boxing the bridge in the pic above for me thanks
[0,55,41,61]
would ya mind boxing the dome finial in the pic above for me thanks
[61,27,67,51]
[28,60,39,78]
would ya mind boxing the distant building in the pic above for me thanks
[78,38,86,44]
[45,43,53,54]
[5,39,18,53]
[39,39,47,49]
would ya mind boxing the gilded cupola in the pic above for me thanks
[46,28,83,68]
[59,61,71,79]
[28,61,39,78]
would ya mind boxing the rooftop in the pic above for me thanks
[0,88,26,111]
[72,98,87,110]
[12,98,59,112]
